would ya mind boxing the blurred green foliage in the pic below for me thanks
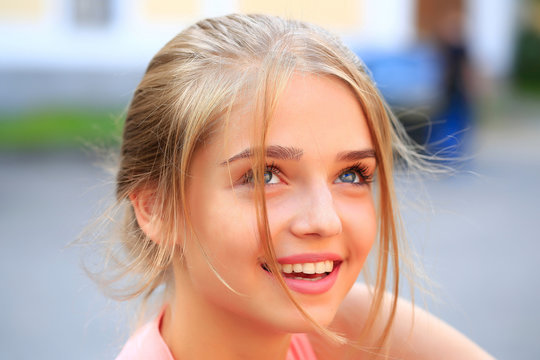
[514,27,540,94]
[0,108,124,149]
[514,0,540,94]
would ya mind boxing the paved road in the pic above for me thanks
[1,121,539,359]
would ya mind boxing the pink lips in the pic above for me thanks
[281,263,341,294]
[272,253,342,295]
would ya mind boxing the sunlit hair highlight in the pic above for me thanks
[95,13,429,355]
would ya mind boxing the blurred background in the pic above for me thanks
[1,0,539,358]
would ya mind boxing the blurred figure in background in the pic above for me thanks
[429,8,474,159]
[410,0,477,159]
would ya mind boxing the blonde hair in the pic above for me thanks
[100,13,427,354]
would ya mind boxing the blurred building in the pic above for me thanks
[0,0,519,109]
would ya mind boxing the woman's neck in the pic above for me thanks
[160,275,292,360]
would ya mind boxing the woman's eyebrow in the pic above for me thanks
[336,149,376,161]
[221,145,303,165]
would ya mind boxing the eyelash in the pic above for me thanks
[241,162,373,185]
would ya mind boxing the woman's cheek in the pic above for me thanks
[210,194,261,251]
[342,196,377,255]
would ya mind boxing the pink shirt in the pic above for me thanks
[116,310,318,360]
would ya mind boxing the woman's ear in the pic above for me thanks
[130,189,162,243]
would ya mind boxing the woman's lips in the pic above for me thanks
[261,253,342,294]
[281,262,341,294]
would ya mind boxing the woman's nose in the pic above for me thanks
[289,183,342,239]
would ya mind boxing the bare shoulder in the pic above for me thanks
[308,283,494,360]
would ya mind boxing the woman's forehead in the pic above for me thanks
[206,74,373,162]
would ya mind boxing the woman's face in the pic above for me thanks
[179,74,377,333]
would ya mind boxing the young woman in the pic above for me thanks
[101,13,493,359]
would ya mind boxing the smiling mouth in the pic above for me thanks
[261,260,340,281]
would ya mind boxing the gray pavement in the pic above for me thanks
[1,120,539,359]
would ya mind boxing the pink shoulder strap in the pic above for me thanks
[287,333,318,360]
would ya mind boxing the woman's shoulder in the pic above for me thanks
[309,283,494,360]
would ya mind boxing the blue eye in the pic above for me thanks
[337,170,358,183]
[334,164,372,185]
[243,165,281,185]
[263,167,281,184]
[263,170,274,184]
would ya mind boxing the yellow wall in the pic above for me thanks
[0,0,44,21]
[140,0,199,21]
[239,0,362,30]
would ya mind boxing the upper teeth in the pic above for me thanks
[280,261,333,274]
